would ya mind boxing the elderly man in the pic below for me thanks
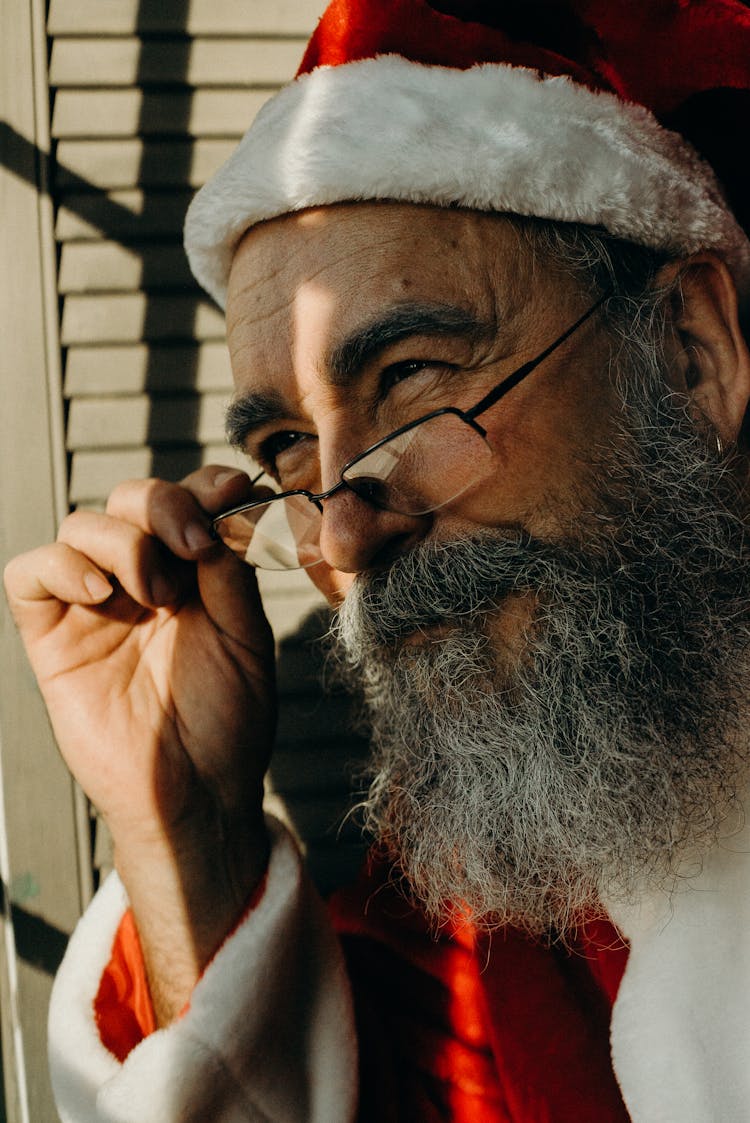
[6,1,750,1119]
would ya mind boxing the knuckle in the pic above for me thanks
[57,508,90,538]
[182,463,222,486]
[144,477,182,519]
[105,476,146,514]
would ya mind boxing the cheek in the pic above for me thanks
[457,386,614,531]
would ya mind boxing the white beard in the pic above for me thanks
[330,368,750,935]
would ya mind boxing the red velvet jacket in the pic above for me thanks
[97,855,630,1121]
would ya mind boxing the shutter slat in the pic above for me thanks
[65,342,232,394]
[258,574,333,643]
[273,647,338,696]
[56,190,192,240]
[48,0,321,36]
[59,242,194,293]
[69,443,246,502]
[268,794,361,842]
[52,88,269,139]
[270,743,368,793]
[276,696,355,744]
[56,138,236,190]
[50,38,304,87]
[66,392,229,449]
[61,293,224,344]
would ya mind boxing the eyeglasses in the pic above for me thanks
[212,292,609,570]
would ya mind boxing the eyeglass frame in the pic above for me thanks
[211,289,611,543]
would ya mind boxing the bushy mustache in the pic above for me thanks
[336,529,590,649]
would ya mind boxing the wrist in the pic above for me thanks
[111,806,269,1024]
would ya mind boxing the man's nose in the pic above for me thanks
[317,485,430,573]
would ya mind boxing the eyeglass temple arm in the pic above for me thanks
[463,290,611,423]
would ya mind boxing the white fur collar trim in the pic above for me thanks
[184,55,750,309]
[607,791,750,1122]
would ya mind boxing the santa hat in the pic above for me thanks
[184,0,750,311]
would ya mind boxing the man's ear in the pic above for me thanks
[661,253,750,444]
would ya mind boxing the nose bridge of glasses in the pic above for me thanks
[312,471,390,519]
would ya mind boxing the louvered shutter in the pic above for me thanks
[48,0,368,897]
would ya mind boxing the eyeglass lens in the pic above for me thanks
[214,411,493,570]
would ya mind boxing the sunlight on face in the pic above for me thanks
[226,202,615,601]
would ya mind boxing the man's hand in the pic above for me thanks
[3,466,275,1022]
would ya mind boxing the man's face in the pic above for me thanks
[226,202,615,617]
[227,203,750,934]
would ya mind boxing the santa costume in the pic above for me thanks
[48,2,750,1120]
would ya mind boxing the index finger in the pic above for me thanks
[179,464,259,514]
[104,467,256,561]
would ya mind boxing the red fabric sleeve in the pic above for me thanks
[94,909,156,1063]
[95,874,267,1062]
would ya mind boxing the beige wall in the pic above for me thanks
[1,4,366,1119]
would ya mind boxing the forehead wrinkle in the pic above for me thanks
[325,302,496,389]
[230,226,403,331]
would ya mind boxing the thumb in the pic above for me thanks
[196,546,275,665]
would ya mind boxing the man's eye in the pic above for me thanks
[381,360,432,391]
[381,359,451,395]
[379,360,457,404]
[261,430,305,458]
[256,431,316,486]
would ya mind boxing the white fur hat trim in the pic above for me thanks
[184,54,750,309]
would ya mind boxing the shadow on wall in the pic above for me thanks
[267,603,371,898]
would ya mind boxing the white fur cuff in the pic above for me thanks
[48,817,358,1123]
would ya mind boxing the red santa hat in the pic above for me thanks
[184,0,750,311]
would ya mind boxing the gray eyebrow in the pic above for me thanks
[326,302,493,387]
[225,389,285,449]
[225,301,494,448]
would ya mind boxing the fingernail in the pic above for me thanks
[184,521,214,552]
[84,572,112,601]
[213,469,244,488]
